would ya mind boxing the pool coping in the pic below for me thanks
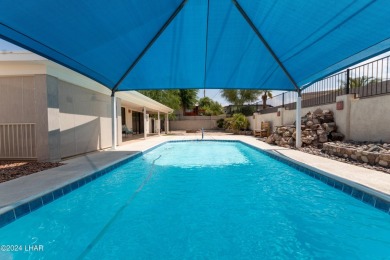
[1,139,389,228]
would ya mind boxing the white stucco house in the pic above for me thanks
[0,51,173,161]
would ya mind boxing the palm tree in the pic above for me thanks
[340,76,378,91]
[260,90,273,109]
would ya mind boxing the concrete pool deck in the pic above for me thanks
[1,132,390,211]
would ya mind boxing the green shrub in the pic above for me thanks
[223,113,250,133]
[223,117,233,130]
[216,118,224,128]
[231,113,250,131]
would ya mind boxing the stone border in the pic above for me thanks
[323,143,390,167]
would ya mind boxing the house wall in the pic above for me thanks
[349,95,390,142]
[122,107,133,130]
[0,75,49,160]
[57,79,120,158]
[0,74,123,161]
[0,60,171,161]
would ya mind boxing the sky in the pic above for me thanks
[0,39,24,51]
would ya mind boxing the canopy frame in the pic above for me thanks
[233,0,302,147]
[232,0,300,92]
[111,0,188,94]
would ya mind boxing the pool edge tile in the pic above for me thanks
[0,210,16,228]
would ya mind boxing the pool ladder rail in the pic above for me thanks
[198,128,216,141]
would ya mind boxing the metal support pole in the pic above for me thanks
[157,111,161,136]
[111,92,117,150]
[295,91,302,148]
[282,92,285,108]
[346,69,350,94]
[143,107,147,139]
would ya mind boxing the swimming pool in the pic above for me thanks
[0,141,389,259]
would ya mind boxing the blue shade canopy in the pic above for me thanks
[1,0,390,91]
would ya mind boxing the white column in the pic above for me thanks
[143,107,147,139]
[165,113,169,134]
[165,114,168,134]
[295,91,302,148]
[111,93,117,150]
[157,111,161,136]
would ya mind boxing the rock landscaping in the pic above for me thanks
[0,161,63,183]
[322,141,390,168]
[260,108,389,173]
[265,108,344,148]
[299,145,390,174]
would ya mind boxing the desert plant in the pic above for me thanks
[229,113,250,133]
[223,117,233,130]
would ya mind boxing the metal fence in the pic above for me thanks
[225,105,259,116]
[262,54,390,114]
[349,55,390,97]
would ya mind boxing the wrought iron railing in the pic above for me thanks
[261,54,390,114]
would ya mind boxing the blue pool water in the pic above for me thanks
[0,141,389,259]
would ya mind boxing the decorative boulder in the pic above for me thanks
[265,108,343,148]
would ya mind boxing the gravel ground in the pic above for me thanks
[297,146,390,174]
[0,161,64,183]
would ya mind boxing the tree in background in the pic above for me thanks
[140,89,198,115]
[220,89,262,105]
[178,89,199,114]
[260,90,273,109]
[198,97,224,116]
[340,76,378,89]
[138,90,181,111]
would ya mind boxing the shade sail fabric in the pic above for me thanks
[1,0,390,91]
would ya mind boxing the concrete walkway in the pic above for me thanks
[1,132,390,210]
